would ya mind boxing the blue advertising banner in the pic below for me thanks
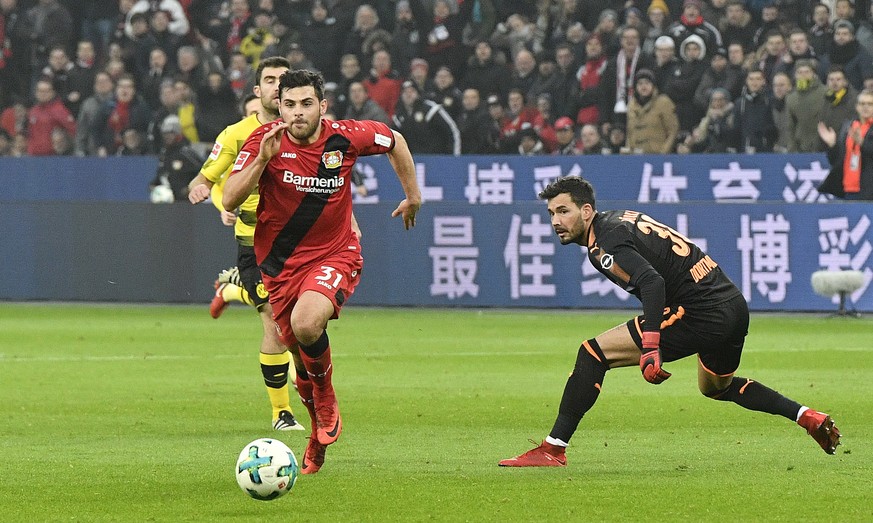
[351,201,873,312]
[353,153,834,204]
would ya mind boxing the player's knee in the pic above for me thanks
[290,316,324,346]
[575,339,609,374]
[700,382,732,400]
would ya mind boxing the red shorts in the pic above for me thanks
[265,249,363,347]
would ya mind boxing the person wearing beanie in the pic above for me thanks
[643,2,671,55]
[653,35,681,92]
[664,34,708,132]
[818,18,873,90]
[667,0,723,60]
[693,44,744,113]
[625,68,679,154]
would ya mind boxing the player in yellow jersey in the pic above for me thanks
[187,56,306,431]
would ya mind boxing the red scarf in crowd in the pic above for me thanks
[842,119,872,193]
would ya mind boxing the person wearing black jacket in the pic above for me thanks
[392,80,461,155]
[730,67,778,153]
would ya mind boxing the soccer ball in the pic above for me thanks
[235,438,299,501]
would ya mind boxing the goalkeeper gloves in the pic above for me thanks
[639,331,671,384]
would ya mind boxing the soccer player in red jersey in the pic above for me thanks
[224,69,422,474]
[499,176,841,467]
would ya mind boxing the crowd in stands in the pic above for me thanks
[2,0,873,158]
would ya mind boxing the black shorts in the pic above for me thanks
[237,244,270,310]
[627,293,749,376]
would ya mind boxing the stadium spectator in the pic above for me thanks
[239,9,275,68]
[652,35,681,92]
[485,93,513,153]
[196,71,240,143]
[285,42,315,72]
[720,1,755,52]
[579,123,607,155]
[600,25,654,127]
[363,48,402,119]
[834,0,858,25]
[149,9,182,69]
[150,114,203,201]
[533,93,558,151]
[541,0,586,50]
[50,126,73,155]
[552,116,579,155]
[210,0,252,64]
[574,35,606,126]
[0,98,27,138]
[299,1,341,82]
[667,0,723,60]
[625,68,679,154]
[429,66,463,121]
[40,46,75,112]
[562,20,588,59]
[809,2,834,56]
[67,41,98,112]
[605,121,626,153]
[856,3,873,56]
[819,66,858,144]
[774,28,817,80]
[771,71,793,152]
[462,39,511,102]
[140,47,172,110]
[730,67,778,153]
[26,79,76,156]
[502,88,542,144]
[456,87,495,154]
[818,88,873,199]
[516,124,545,155]
[173,79,199,144]
[548,43,580,119]
[74,71,115,156]
[392,79,460,155]
[80,0,118,53]
[0,128,11,155]
[727,41,750,71]
[642,0,670,56]
[666,35,708,133]
[508,48,539,100]
[25,0,74,72]
[118,11,157,77]
[752,3,781,50]
[126,0,189,39]
[407,57,434,97]
[527,52,560,111]
[0,0,32,107]
[412,0,472,77]
[93,73,151,156]
[786,59,828,151]
[115,127,147,155]
[332,53,364,120]
[818,20,873,90]
[174,45,210,92]
[758,30,787,83]
[490,12,541,64]
[342,3,380,65]
[344,80,390,124]
[694,46,744,116]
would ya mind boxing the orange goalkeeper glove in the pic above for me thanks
[639,331,671,384]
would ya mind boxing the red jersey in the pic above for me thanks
[233,117,395,277]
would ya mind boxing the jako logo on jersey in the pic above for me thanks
[600,253,614,270]
[232,151,250,171]
[280,152,296,158]
[208,142,222,160]
[322,150,343,169]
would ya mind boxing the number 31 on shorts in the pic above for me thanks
[315,266,343,289]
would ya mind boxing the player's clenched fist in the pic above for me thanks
[640,331,671,384]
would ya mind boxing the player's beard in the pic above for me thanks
[289,118,319,141]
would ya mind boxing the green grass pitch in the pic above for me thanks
[1,304,871,522]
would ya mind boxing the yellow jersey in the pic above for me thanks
[200,113,264,246]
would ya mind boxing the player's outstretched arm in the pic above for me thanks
[223,122,287,210]
[386,130,422,230]
[187,173,214,204]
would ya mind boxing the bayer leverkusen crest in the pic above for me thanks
[322,150,343,169]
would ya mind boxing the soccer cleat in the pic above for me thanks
[313,385,342,445]
[272,410,306,431]
[498,440,567,467]
[209,283,230,319]
[798,409,841,455]
[300,437,327,474]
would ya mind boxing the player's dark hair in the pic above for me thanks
[539,176,596,209]
[278,69,325,101]
[240,93,259,116]
[256,56,291,85]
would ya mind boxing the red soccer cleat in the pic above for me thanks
[209,283,230,319]
[498,440,567,467]
[798,409,842,455]
[300,436,327,474]
[313,384,342,446]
